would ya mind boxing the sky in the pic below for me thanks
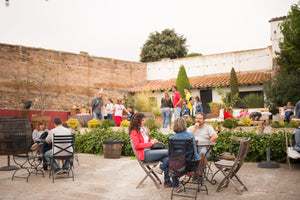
[0,0,298,62]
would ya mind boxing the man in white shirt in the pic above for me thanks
[44,117,73,174]
[188,112,218,175]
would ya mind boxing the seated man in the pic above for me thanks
[188,112,218,175]
[44,117,73,174]
[249,111,262,121]
[284,101,295,123]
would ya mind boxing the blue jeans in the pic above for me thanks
[159,157,179,188]
[107,114,113,121]
[44,149,71,171]
[174,107,181,119]
[285,111,294,123]
[161,108,171,128]
[144,149,171,185]
[92,112,103,120]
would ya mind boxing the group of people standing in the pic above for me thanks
[89,90,134,126]
[160,85,203,129]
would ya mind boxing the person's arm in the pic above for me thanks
[32,130,38,142]
[89,106,93,116]
[45,131,52,144]
[130,130,153,150]
[209,133,218,143]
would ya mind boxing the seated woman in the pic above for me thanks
[129,113,173,188]
[168,117,201,193]
[31,121,48,154]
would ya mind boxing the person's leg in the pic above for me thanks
[62,158,72,170]
[161,108,166,128]
[115,116,121,127]
[165,109,170,128]
[99,113,103,120]
[174,107,181,119]
[197,147,209,176]
[92,112,100,120]
[44,149,59,171]
[108,114,113,121]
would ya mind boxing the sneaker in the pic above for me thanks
[55,169,62,175]
[174,185,183,193]
[164,182,172,188]
[62,168,68,173]
[43,163,48,171]
[153,166,163,175]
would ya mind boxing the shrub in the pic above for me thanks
[241,93,264,108]
[80,120,88,128]
[120,120,130,127]
[101,119,115,129]
[145,117,162,131]
[66,118,79,129]
[186,119,195,128]
[288,120,300,128]
[240,117,252,127]
[222,118,238,129]
[88,119,101,128]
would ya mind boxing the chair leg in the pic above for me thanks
[137,165,161,189]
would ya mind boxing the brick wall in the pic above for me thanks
[0,43,147,111]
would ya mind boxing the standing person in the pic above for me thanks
[184,88,193,113]
[193,96,203,115]
[102,104,108,120]
[181,100,190,119]
[188,112,218,175]
[161,91,173,128]
[284,101,295,123]
[44,117,73,174]
[109,99,130,127]
[172,85,182,119]
[105,99,114,121]
[90,89,106,120]
[295,100,300,118]
[129,113,173,188]
[127,105,134,121]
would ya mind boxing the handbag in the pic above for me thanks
[151,142,165,150]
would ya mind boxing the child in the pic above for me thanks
[105,99,114,121]
[181,100,190,118]
[109,99,130,127]
[127,105,134,121]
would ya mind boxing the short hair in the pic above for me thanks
[184,87,189,91]
[108,98,113,103]
[194,96,200,101]
[173,117,187,133]
[98,89,104,94]
[53,117,62,125]
[196,112,206,119]
[62,122,68,128]
[172,85,178,91]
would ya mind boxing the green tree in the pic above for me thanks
[263,4,300,114]
[175,65,191,99]
[186,53,202,57]
[229,67,240,106]
[140,29,188,62]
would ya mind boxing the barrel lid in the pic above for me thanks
[103,140,123,144]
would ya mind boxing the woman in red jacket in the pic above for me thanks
[129,112,172,187]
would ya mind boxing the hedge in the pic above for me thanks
[75,128,292,163]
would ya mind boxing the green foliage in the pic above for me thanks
[222,118,238,129]
[212,131,292,163]
[101,119,115,129]
[120,120,130,127]
[186,53,202,57]
[229,68,240,106]
[133,90,159,112]
[263,4,300,114]
[240,117,252,127]
[80,120,88,128]
[186,119,195,128]
[241,93,264,108]
[66,118,79,129]
[271,120,300,128]
[176,65,191,99]
[88,119,101,128]
[140,29,188,62]
[208,102,223,113]
[145,117,162,131]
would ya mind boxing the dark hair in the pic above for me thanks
[129,113,145,134]
[108,98,113,103]
[53,117,62,125]
[172,85,178,91]
[196,112,206,119]
[62,122,68,128]
[184,87,189,91]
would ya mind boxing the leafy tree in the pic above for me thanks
[175,65,191,99]
[186,53,202,57]
[140,29,188,62]
[264,4,300,113]
[229,67,240,106]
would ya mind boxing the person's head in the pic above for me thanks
[53,117,62,127]
[62,122,68,128]
[37,121,46,131]
[108,98,113,104]
[172,85,178,92]
[182,99,187,105]
[129,113,145,133]
[127,105,133,111]
[245,109,248,112]
[97,89,104,98]
[184,88,189,94]
[287,101,292,106]
[173,117,187,133]
[194,96,200,102]
[164,91,170,100]
[195,112,206,126]
[116,99,122,104]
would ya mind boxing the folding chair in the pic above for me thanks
[286,131,300,170]
[11,134,44,182]
[130,140,162,189]
[215,138,251,194]
[168,138,206,200]
[49,134,74,183]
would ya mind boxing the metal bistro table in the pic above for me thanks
[196,141,217,185]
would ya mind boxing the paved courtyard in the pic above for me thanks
[0,154,300,200]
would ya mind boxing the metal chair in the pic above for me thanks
[214,137,251,194]
[49,134,74,183]
[130,140,162,189]
[11,134,44,182]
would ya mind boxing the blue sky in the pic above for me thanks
[0,0,298,62]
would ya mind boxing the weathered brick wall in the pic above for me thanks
[0,43,147,111]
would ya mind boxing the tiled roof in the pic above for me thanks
[128,71,271,93]
[269,16,287,22]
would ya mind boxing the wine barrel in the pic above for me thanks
[0,117,32,155]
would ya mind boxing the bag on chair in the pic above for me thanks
[151,142,165,150]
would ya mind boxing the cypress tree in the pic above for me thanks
[175,65,191,99]
[229,67,239,106]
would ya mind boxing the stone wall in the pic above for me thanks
[0,43,147,111]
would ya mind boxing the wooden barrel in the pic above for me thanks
[0,117,32,155]
[103,140,123,159]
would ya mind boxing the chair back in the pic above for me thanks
[11,134,29,154]
[236,137,251,164]
[52,134,74,159]
[130,140,142,162]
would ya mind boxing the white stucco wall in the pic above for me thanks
[270,20,284,57]
[147,47,272,81]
